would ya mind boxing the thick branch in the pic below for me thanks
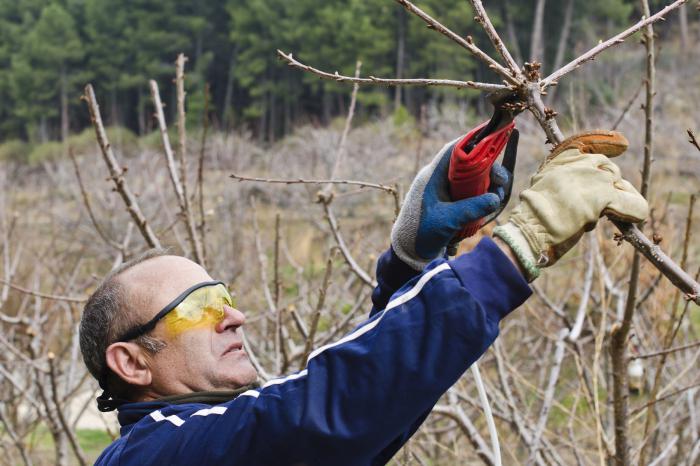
[526,87,700,306]
[541,0,687,88]
[83,84,161,248]
[527,84,564,144]
[175,54,205,265]
[278,51,508,92]
[612,9,656,463]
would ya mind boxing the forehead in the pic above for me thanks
[118,255,213,315]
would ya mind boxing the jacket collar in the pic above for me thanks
[116,385,260,434]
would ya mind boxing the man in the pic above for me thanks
[81,104,648,464]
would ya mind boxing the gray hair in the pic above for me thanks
[79,248,170,397]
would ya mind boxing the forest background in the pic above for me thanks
[0,0,694,157]
[1,0,699,465]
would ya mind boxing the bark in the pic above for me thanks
[84,84,161,248]
[611,2,655,464]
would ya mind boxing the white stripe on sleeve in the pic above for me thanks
[150,410,185,427]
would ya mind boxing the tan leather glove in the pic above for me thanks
[493,131,649,281]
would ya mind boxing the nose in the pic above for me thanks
[215,305,246,333]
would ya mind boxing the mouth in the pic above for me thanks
[222,342,244,356]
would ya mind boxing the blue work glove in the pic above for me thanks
[391,139,511,271]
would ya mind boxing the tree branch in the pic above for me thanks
[541,0,687,88]
[277,50,508,92]
[393,0,518,85]
[526,87,700,306]
[0,278,85,303]
[632,340,700,360]
[83,84,161,248]
[688,129,700,152]
[68,150,123,251]
[230,173,398,195]
[468,0,522,77]
[175,54,205,265]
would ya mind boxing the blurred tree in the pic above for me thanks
[0,0,693,146]
[10,1,85,142]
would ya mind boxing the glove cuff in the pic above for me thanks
[493,223,541,282]
[391,237,445,272]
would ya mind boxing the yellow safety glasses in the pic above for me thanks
[116,281,235,341]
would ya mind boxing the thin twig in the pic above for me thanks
[630,380,700,416]
[434,400,496,466]
[540,0,687,88]
[314,61,377,288]
[230,173,398,195]
[468,0,522,77]
[327,61,361,190]
[527,329,568,464]
[68,150,123,251]
[632,340,700,360]
[688,129,700,152]
[322,204,376,288]
[273,212,283,374]
[568,235,595,341]
[278,50,509,92]
[0,279,85,303]
[288,305,309,340]
[640,193,696,464]
[393,0,518,85]
[299,249,336,369]
[242,331,271,382]
[47,353,87,466]
[83,84,161,248]
[0,407,33,466]
[612,80,644,130]
[196,83,211,265]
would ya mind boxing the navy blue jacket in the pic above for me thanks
[95,238,530,465]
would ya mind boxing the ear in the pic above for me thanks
[105,342,153,388]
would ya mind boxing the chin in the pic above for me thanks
[219,358,258,388]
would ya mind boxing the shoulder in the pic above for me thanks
[113,400,262,465]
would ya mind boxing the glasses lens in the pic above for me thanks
[163,284,234,336]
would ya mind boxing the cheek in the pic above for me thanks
[158,331,217,377]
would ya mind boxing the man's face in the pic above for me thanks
[118,256,257,396]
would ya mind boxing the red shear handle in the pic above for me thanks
[448,120,515,239]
